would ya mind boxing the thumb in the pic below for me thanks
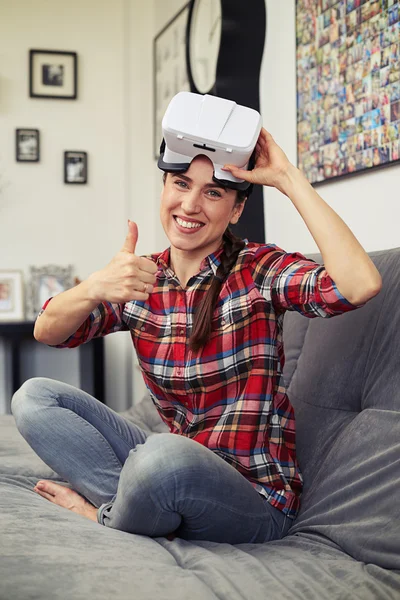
[121,220,138,254]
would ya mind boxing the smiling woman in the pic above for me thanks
[12,92,381,548]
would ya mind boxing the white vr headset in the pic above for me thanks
[157,92,262,193]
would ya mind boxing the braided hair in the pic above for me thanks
[189,225,246,351]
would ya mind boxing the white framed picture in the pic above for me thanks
[0,271,25,322]
[26,265,74,320]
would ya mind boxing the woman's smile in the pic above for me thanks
[173,215,206,234]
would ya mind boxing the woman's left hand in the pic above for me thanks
[222,128,295,190]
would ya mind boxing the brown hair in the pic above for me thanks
[162,172,248,351]
[189,224,246,351]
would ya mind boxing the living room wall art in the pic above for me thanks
[296,0,400,184]
[64,151,88,184]
[0,271,24,322]
[29,49,78,100]
[153,3,191,158]
[26,265,74,321]
[15,129,40,162]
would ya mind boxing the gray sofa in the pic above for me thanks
[1,247,400,600]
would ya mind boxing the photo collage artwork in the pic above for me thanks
[296,0,400,183]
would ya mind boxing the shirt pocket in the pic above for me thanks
[123,302,172,339]
[212,293,252,333]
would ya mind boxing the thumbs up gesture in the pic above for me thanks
[87,220,158,304]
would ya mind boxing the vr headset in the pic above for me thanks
[157,92,262,194]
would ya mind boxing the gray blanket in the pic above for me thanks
[1,410,399,600]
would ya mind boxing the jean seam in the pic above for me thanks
[54,391,146,456]
[178,494,281,523]
[62,409,124,471]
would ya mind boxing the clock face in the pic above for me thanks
[189,0,222,94]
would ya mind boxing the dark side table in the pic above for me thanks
[0,322,105,404]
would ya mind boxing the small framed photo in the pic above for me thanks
[0,271,25,322]
[26,265,74,320]
[16,128,40,162]
[64,151,88,184]
[29,49,78,100]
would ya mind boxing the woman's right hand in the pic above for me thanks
[87,220,158,304]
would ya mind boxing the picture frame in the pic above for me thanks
[16,128,40,162]
[296,0,400,185]
[0,271,25,322]
[64,151,88,184]
[29,49,78,100]
[26,265,74,321]
[153,2,191,159]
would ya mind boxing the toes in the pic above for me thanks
[34,480,55,495]
[34,487,55,502]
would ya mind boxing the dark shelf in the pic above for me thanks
[0,321,104,404]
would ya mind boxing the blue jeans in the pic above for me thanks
[11,377,293,543]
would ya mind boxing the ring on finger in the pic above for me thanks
[143,282,148,294]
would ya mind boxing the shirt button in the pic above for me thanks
[221,318,226,325]
[141,326,145,331]
[179,328,185,336]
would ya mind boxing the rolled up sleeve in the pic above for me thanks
[252,247,365,318]
[38,298,128,348]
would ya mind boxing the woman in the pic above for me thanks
[11,128,382,544]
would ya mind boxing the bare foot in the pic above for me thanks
[33,480,98,522]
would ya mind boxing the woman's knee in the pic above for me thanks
[120,433,200,492]
[11,377,58,422]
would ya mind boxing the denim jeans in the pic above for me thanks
[11,377,293,544]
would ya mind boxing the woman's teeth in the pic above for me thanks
[175,217,202,229]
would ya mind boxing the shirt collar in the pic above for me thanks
[156,245,224,278]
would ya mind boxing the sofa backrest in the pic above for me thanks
[282,247,400,485]
[283,247,400,569]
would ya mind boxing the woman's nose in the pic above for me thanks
[181,190,201,214]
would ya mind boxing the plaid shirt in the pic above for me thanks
[45,242,362,519]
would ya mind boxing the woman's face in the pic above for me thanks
[160,155,245,260]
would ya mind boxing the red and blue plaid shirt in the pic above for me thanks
[44,242,363,519]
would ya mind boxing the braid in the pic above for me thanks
[189,228,245,352]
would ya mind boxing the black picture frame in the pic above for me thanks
[64,151,88,184]
[16,129,40,162]
[29,49,78,100]
[296,0,400,186]
[153,3,191,159]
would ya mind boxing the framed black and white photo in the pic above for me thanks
[153,3,191,158]
[64,151,88,184]
[16,129,40,162]
[26,264,74,320]
[29,49,78,100]
[0,271,24,322]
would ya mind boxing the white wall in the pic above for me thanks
[262,0,400,254]
[0,0,133,411]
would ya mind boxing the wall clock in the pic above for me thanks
[186,0,267,243]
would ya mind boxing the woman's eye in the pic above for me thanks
[176,180,188,188]
[207,190,222,198]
